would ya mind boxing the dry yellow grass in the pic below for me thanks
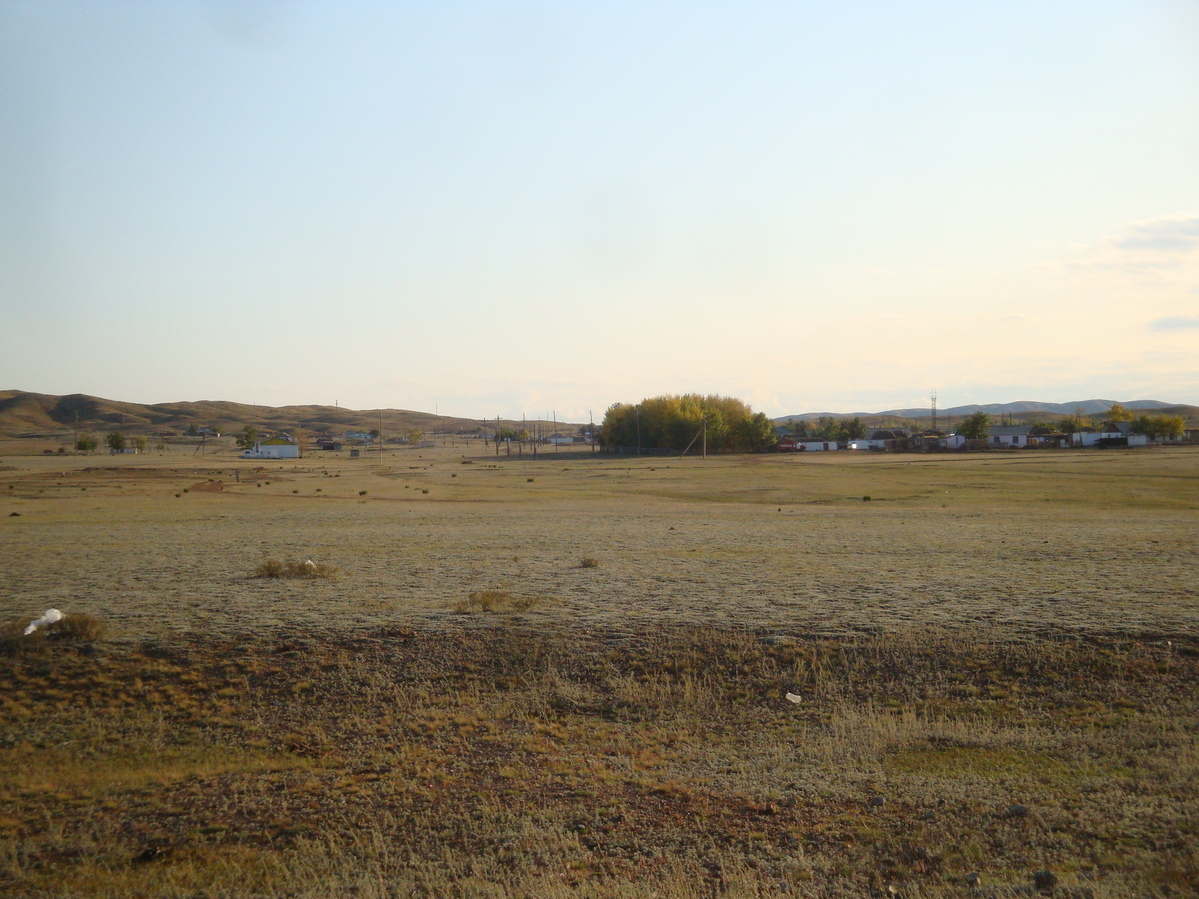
[1,444,1196,640]
[1,442,1197,896]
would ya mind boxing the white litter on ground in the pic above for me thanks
[24,609,64,636]
[785,692,803,704]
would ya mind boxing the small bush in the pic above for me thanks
[255,558,338,580]
[455,590,542,614]
[580,557,599,569]
[1,613,107,656]
[863,495,871,502]
[359,490,367,496]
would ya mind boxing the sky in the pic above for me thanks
[2,1,1198,421]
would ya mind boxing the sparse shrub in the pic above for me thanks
[422,489,429,494]
[1,612,107,656]
[527,478,534,483]
[580,557,599,569]
[456,590,542,613]
[863,495,871,502]
[254,559,339,579]
[359,490,367,496]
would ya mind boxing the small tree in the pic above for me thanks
[76,433,98,454]
[236,426,257,450]
[132,435,148,453]
[1106,403,1132,423]
[1060,409,1093,434]
[842,416,866,440]
[404,426,423,444]
[105,432,126,453]
[957,411,991,440]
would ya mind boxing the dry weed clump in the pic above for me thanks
[0,612,107,656]
[254,558,338,580]
[455,589,543,613]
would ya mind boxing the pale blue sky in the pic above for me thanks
[3,1,1198,420]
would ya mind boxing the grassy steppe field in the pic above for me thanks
[1,444,1197,897]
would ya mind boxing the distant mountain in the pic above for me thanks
[0,390,512,439]
[774,399,1191,424]
[877,399,1174,418]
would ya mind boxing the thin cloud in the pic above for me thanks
[1114,214,1199,253]
[1150,315,1199,332]
[1050,213,1199,279]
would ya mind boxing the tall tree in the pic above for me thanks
[957,411,991,440]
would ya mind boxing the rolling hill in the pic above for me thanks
[2,390,1195,441]
[0,390,502,439]
[775,399,1197,427]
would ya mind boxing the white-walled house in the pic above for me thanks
[1072,431,1148,448]
[243,438,299,459]
[987,426,1029,448]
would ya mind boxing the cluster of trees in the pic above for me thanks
[600,394,776,453]
[1053,405,1185,439]
[785,416,867,442]
[75,432,148,453]
[954,405,1186,442]
[1127,413,1185,440]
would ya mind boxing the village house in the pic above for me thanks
[777,436,839,452]
[987,425,1030,448]
[1072,431,1148,448]
[243,437,300,459]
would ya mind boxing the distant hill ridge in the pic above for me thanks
[0,390,494,438]
[776,399,1193,423]
[1,390,1194,439]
